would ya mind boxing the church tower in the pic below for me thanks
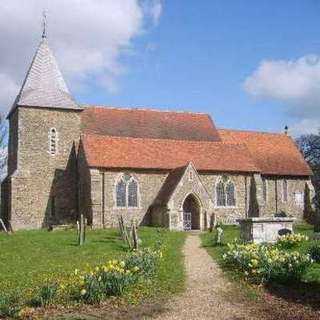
[1,31,83,230]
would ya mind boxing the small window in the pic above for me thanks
[116,174,139,208]
[189,171,193,181]
[262,178,267,203]
[282,180,288,202]
[49,128,58,155]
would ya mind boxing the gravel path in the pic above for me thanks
[151,233,257,320]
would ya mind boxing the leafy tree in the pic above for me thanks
[297,131,320,231]
[248,176,259,217]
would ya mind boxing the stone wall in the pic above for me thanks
[2,106,81,230]
[200,173,251,224]
[260,176,314,220]
[88,169,168,228]
[83,166,313,230]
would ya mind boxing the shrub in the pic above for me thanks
[72,249,161,304]
[308,243,320,263]
[223,242,313,284]
[29,283,58,307]
[277,233,308,249]
[0,292,21,318]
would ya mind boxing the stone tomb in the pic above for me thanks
[237,217,295,243]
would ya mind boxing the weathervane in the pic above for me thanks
[42,10,47,39]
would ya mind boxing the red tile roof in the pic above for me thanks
[81,134,259,173]
[218,129,312,176]
[81,106,221,141]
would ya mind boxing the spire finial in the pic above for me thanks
[42,10,47,39]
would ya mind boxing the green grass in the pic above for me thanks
[0,227,186,300]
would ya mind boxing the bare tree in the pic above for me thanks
[0,114,8,179]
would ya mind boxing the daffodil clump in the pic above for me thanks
[276,233,309,249]
[223,242,313,284]
[72,248,162,304]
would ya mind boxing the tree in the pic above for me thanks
[297,132,320,231]
[248,176,259,217]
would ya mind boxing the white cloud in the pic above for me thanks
[289,119,319,137]
[244,55,320,136]
[0,0,162,114]
[142,0,163,26]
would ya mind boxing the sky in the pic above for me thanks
[0,0,320,136]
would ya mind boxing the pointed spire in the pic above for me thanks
[8,26,79,117]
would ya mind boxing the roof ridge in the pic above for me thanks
[218,128,285,136]
[82,132,246,146]
[82,104,209,115]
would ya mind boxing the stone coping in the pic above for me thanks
[237,216,296,223]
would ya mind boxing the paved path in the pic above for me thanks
[152,234,256,320]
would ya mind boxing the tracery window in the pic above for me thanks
[116,174,139,208]
[216,181,226,207]
[216,178,236,207]
[49,128,58,155]
[226,182,236,206]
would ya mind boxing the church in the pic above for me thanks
[0,33,313,231]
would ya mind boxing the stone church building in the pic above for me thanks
[0,35,314,231]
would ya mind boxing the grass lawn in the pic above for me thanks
[0,227,186,301]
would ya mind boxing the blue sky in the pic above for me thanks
[79,0,320,134]
[1,1,320,136]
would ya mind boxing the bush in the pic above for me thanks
[308,243,320,263]
[276,233,308,249]
[71,249,161,304]
[29,283,58,307]
[0,292,21,318]
[223,242,313,284]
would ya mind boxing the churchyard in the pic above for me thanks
[1,224,320,319]
[0,227,186,318]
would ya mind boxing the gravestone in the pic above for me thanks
[237,217,296,243]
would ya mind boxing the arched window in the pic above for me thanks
[216,178,236,207]
[128,179,138,207]
[49,128,58,155]
[226,182,236,206]
[216,181,226,207]
[116,179,126,207]
[116,174,139,208]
